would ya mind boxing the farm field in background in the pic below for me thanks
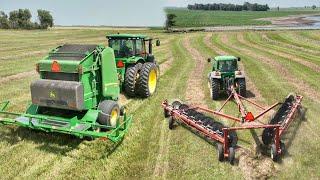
[0,29,319,179]
[165,8,320,27]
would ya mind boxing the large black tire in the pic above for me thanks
[98,100,120,128]
[217,143,224,162]
[262,127,274,146]
[168,116,174,130]
[211,78,220,100]
[124,63,142,97]
[237,78,246,97]
[137,62,158,98]
[172,101,182,109]
[271,144,279,162]
[229,147,235,165]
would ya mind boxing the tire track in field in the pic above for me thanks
[217,33,276,180]
[152,54,174,179]
[252,33,320,73]
[237,33,320,103]
[153,37,190,178]
[183,35,207,107]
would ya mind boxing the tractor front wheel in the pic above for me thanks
[217,143,224,162]
[271,143,279,162]
[98,100,120,128]
[211,78,220,100]
[137,62,158,98]
[168,116,174,130]
[124,63,142,97]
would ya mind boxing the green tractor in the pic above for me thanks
[107,34,160,98]
[208,56,246,100]
[0,44,132,142]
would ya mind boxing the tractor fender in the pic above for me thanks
[235,71,245,79]
[208,72,221,80]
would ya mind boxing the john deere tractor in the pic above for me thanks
[0,44,132,142]
[208,56,246,100]
[107,34,160,98]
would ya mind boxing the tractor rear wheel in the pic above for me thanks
[124,63,142,97]
[137,62,158,98]
[237,78,246,97]
[98,100,120,128]
[211,79,220,100]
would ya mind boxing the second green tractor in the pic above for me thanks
[107,34,160,98]
[208,56,246,100]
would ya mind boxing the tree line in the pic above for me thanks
[0,9,53,29]
[187,2,270,11]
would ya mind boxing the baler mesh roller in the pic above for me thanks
[49,44,98,61]
[171,101,238,147]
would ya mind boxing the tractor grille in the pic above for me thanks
[49,44,98,61]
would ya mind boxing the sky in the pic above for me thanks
[0,0,319,26]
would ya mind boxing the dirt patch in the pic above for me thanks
[238,149,275,179]
[0,71,36,83]
[258,15,317,26]
[182,36,207,107]
[237,33,320,103]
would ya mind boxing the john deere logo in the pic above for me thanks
[49,91,56,98]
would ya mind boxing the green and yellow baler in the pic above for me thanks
[0,44,132,142]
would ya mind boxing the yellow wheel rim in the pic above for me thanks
[110,108,118,127]
[148,69,157,94]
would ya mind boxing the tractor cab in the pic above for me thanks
[107,34,160,63]
[106,34,161,98]
[210,56,240,73]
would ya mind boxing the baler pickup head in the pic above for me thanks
[0,101,132,142]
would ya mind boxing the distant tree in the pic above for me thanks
[312,5,317,9]
[8,9,32,29]
[37,9,53,29]
[187,2,269,11]
[277,6,280,11]
[165,13,176,30]
[0,11,10,29]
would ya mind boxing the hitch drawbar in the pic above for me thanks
[161,94,303,165]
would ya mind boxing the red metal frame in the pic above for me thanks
[161,91,303,160]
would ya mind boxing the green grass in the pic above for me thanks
[165,8,320,27]
[0,29,320,179]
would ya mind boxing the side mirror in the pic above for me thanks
[237,57,241,61]
[156,40,161,46]
[207,58,212,63]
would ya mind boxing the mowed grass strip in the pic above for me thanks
[241,32,320,90]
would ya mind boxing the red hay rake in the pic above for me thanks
[161,87,303,164]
